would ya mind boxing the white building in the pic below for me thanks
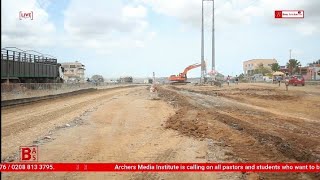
[61,61,85,83]
[243,59,277,75]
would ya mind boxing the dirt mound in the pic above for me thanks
[220,92,296,101]
[158,87,209,138]
[158,86,320,180]
[157,87,190,108]
[168,86,297,101]
[166,108,209,139]
[227,88,296,100]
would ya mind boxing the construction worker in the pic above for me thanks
[277,76,281,86]
[235,75,239,85]
[227,75,230,86]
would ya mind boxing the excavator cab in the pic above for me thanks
[179,73,186,78]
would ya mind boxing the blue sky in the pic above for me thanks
[2,0,320,79]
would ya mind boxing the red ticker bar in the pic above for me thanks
[0,163,319,172]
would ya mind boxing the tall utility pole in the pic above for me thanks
[212,0,215,71]
[201,0,205,83]
[289,49,292,60]
[201,0,214,83]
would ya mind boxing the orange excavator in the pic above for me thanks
[169,63,202,83]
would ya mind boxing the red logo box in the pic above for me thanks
[20,146,38,162]
[275,11,282,18]
[275,10,304,19]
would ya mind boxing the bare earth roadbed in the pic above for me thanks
[2,86,240,180]
[1,84,319,179]
[158,84,320,180]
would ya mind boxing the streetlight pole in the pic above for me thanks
[201,0,205,83]
[212,0,215,71]
[201,0,214,83]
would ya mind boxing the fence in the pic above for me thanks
[1,49,57,64]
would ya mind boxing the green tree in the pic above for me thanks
[271,63,280,72]
[91,75,104,82]
[253,63,271,75]
[238,73,245,79]
[286,59,301,75]
[308,60,320,67]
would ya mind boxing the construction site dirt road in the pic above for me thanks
[1,83,320,179]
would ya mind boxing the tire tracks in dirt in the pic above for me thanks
[159,86,319,180]
[1,87,138,160]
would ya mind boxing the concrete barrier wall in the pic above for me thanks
[1,88,97,107]
[1,84,144,108]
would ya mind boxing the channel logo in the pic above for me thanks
[275,10,304,19]
[20,146,38,162]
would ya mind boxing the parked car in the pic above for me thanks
[263,76,273,83]
[288,75,305,86]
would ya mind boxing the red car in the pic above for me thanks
[288,75,305,86]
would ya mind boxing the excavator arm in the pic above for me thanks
[182,63,202,77]
[169,62,205,83]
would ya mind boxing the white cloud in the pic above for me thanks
[37,0,52,10]
[140,0,258,30]
[295,23,317,36]
[63,0,154,53]
[122,5,147,18]
[140,0,320,35]
[252,0,320,35]
[1,0,56,49]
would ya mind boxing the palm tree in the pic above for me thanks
[286,59,301,75]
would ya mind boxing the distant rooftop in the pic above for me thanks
[61,61,85,66]
[245,59,277,62]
